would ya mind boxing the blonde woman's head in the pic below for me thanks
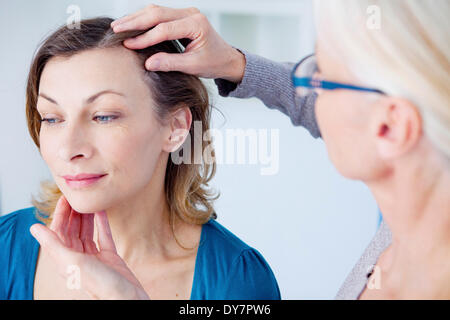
[310,0,449,181]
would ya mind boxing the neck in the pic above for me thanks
[367,151,450,261]
[101,157,178,267]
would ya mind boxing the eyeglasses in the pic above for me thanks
[291,54,385,98]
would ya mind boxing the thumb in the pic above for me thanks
[145,52,196,74]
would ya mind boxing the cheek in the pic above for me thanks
[315,93,347,150]
[39,131,60,171]
[316,95,345,171]
[315,92,372,179]
[106,119,164,188]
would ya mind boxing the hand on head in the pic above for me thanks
[111,4,246,83]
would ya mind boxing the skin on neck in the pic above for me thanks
[105,152,169,263]
[365,138,450,297]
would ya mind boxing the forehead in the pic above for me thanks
[38,47,147,102]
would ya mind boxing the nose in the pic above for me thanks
[57,122,94,162]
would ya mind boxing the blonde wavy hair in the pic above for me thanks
[315,0,450,160]
[26,17,219,238]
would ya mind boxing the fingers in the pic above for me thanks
[66,209,83,251]
[111,8,145,28]
[94,211,117,253]
[122,16,200,50]
[49,195,72,242]
[80,213,98,254]
[48,195,97,253]
[30,223,71,262]
[111,5,199,32]
[111,4,158,29]
[30,223,88,286]
[144,51,197,73]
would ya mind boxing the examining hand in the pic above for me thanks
[30,195,149,300]
[111,4,246,83]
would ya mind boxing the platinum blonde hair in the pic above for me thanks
[314,0,450,160]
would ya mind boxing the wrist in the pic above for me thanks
[223,48,246,84]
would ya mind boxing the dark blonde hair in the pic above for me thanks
[26,17,218,234]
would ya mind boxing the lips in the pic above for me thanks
[62,173,107,181]
[62,173,107,189]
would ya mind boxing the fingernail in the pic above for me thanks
[147,59,160,70]
[95,210,106,217]
[56,195,64,207]
[30,224,39,237]
[111,15,128,27]
[123,38,136,46]
[113,23,127,32]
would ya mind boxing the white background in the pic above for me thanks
[0,0,379,299]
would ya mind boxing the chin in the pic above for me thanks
[332,160,362,180]
[65,196,109,214]
[59,180,117,212]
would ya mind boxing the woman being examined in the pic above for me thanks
[0,17,280,300]
[111,1,450,299]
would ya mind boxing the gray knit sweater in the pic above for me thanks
[214,50,392,299]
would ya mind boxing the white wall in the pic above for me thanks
[0,0,379,299]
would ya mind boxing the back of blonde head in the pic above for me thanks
[314,0,450,160]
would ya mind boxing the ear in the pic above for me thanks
[161,106,192,153]
[373,97,422,160]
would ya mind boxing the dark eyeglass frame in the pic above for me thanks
[291,54,386,95]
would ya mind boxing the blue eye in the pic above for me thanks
[94,115,118,123]
[40,118,59,124]
[40,115,118,125]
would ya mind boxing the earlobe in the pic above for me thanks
[375,97,422,160]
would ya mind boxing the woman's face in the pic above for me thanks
[314,40,389,181]
[37,47,167,214]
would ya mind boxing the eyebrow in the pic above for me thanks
[38,90,126,106]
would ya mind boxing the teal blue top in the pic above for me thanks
[0,207,281,300]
